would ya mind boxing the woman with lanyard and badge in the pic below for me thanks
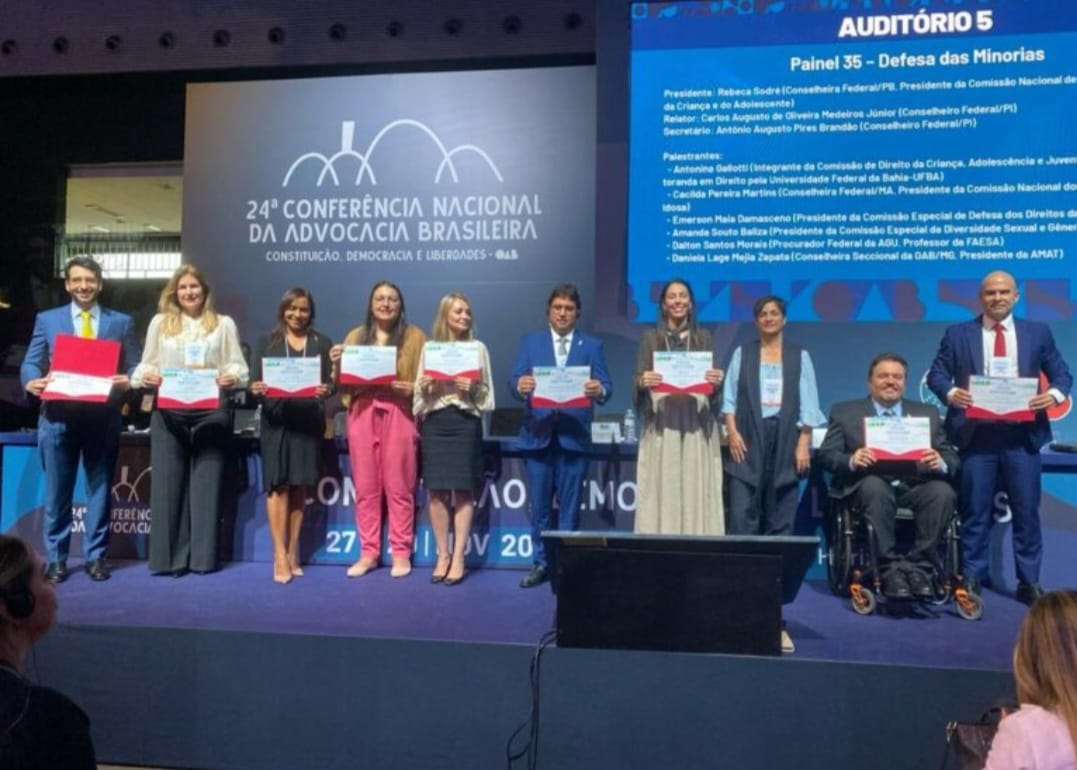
[723,294,824,536]
[633,278,726,535]
[132,264,249,576]
[249,288,333,584]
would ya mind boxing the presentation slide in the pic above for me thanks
[183,66,595,408]
[628,0,1077,322]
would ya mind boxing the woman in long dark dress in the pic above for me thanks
[249,288,332,584]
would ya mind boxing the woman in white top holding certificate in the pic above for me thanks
[249,288,332,584]
[722,295,825,536]
[330,281,425,579]
[131,264,249,576]
[634,278,725,535]
[414,293,495,585]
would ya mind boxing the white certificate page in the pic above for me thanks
[158,368,220,409]
[340,345,397,385]
[262,357,321,397]
[653,351,712,393]
[863,416,930,461]
[967,376,1038,421]
[532,365,590,408]
[424,342,481,380]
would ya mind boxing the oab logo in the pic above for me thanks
[282,120,504,187]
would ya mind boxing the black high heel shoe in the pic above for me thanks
[430,555,451,584]
[443,558,466,586]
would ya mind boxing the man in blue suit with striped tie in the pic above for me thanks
[20,256,141,583]
[509,283,613,588]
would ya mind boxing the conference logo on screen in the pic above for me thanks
[247,119,542,265]
[281,120,503,187]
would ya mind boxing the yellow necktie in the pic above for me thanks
[80,311,94,339]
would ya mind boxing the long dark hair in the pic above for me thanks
[270,287,317,346]
[357,281,408,346]
[656,278,706,348]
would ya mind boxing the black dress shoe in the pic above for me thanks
[1016,582,1045,606]
[84,559,111,582]
[882,570,912,600]
[904,568,934,599]
[519,565,548,589]
[44,561,68,584]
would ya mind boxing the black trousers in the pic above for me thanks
[728,417,799,535]
[148,407,232,573]
[852,474,954,572]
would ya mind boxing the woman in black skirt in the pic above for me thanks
[250,288,332,584]
[414,293,495,585]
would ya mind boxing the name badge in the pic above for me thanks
[761,375,783,408]
[988,356,1014,378]
[184,341,207,368]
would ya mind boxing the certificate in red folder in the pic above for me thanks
[40,334,120,403]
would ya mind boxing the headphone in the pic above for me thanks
[0,565,35,621]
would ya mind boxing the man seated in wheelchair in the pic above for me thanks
[817,352,960,600]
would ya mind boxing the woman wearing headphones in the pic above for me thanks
[0,534,95,768]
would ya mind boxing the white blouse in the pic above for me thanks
[131,312,250,388]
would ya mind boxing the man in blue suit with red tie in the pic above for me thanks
[509,283,613,588]
[20,256,141,583]
[928,270,1072,605]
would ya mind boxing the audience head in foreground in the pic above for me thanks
[986,590,1077,770]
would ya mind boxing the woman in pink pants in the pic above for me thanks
[330,281,425,578]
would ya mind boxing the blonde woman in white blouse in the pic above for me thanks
[414,293,494,585]
[132,264,248,576]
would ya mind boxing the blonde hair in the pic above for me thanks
[1013,590,1077,760]
[430,292,474,342]
[157,264,219,336]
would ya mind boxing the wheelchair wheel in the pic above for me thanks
[954,589,984,621]
[826,506,853,596]
[850,584,876,615]
[826,534,850,595]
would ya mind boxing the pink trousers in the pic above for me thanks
[347,397,418,559]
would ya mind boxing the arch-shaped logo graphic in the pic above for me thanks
[112,465,152,503]
[282,120,504,187]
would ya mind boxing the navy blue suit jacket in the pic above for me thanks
[508,328,613,452]
[20,304,142,410]
[927,316,1072,451]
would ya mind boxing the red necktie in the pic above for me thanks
[993,323,1006,357]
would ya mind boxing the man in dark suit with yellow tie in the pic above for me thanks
[818,353,959,600]
[19,256,141,583]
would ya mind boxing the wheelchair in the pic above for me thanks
[824,490,983,620]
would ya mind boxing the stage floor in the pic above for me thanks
[52,558,1024,670]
